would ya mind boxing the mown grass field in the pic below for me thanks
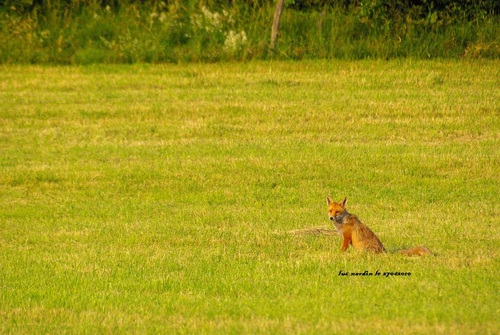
[0,60,499,334]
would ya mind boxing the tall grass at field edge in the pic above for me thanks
[0,1,499,64]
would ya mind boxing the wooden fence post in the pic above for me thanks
[270,0,285,54]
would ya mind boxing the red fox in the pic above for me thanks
[326,197,432,256]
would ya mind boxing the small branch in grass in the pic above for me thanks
[288,227,337,236]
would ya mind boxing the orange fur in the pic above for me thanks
[396,246,432,256]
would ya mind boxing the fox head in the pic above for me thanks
[326,197,348,223]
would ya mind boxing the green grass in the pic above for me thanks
[0,60,499,334]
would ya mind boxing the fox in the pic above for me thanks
[326,197,432,256]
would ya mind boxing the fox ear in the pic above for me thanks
[342,197,347,207]
[326,196,333,205]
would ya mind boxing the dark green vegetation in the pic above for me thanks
[1,0,499,63]
[1,60,499,333]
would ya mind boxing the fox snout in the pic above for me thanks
[329,216,335,221]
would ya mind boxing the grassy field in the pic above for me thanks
[0,60,499,334]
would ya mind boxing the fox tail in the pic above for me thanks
[396,246,432,256]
